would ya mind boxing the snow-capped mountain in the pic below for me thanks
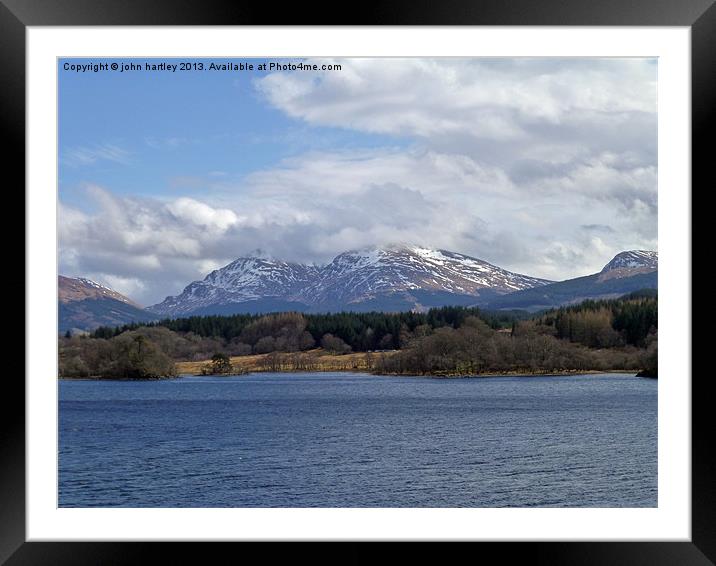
[601,250,658,273]
[298,245,551,307]
[148,245,553,316]
[150,256,320,316]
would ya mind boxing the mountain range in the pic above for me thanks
[148,245,553,316]
[59,246,658,331]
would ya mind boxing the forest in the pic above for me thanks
[89,306,527,350]
[59,291,657,379]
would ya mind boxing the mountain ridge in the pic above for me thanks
[148,244,552,316]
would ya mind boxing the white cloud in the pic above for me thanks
[255,58,656,141]
[167,197,238,233]
[95,275,146,303]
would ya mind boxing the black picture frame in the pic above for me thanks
[5,0,709,563]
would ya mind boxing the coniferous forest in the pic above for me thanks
[59,291,657,379]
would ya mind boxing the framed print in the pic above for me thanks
[5,0,711,563]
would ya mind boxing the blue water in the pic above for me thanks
[59,372,657,508]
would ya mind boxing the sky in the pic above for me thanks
[58,57,658,306]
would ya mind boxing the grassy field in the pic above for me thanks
[175,349,398,375]
[175,349,627,378]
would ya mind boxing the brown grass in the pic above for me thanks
[175,349,632,378]
[175,349,398,376]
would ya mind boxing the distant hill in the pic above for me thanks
[59,276,155,333]
[485,251,658,311]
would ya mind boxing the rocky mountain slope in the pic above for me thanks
[150,257,320,316]
[600,250,658,272]
[149,245,553,316]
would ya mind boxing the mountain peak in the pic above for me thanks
[601,250,658,273]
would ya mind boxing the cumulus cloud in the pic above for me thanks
[255,58,656,141]
[256,58,657,189]
[59,58,657,304]
[167,197,238,233]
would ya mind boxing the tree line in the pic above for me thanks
[62,292,657,378]
[535,291,657,348]
[376,315,656,376]
[90,306,521,353]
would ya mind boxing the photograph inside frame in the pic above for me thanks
[57,57,658,508]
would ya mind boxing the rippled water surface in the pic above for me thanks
[59,372,657,507]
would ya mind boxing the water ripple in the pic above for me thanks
[59,372,657,508]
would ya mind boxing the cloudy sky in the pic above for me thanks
[59,57,657,306]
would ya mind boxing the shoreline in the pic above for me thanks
[59,375,181,381]
[371,369,641,379]
[173,349,645,379]
[60,368,643,380]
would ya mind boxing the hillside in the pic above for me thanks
[59,276,155,333]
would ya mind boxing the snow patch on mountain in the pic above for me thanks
[601,250,658,272]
